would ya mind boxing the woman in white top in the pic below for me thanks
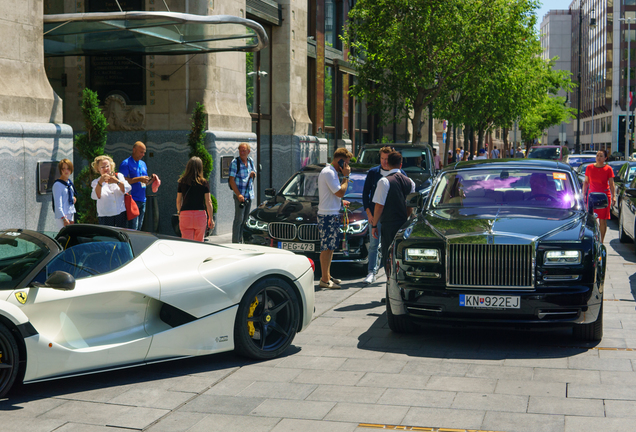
[52,158,77,229]
[91,155,131,227]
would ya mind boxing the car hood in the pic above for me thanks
[405,171,432,190]
[411,207,585,242]
[251,196,366,223]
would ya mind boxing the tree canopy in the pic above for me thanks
[346,0,572,150]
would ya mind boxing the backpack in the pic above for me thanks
[228,157,255,190]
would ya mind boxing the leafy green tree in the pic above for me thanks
[346,0,540,145]
[187,102,217,213]
[74,88,108,224]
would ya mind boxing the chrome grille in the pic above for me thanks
[268,222,297,240]
[448,244,534,289]
[298,224,319,241]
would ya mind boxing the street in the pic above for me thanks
[1,221,636,432]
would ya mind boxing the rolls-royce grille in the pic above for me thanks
[298,224,319,241]
[268,222,297,240]
[448,244,533,288]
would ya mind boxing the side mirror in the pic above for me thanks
[588,192,608,212]
[264,188,276,198]
[44,271,75,291]
[624,189,636,198]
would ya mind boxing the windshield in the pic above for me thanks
[344,173,367,199]
[430,168,578,210]
[0,232,50,290]
[567,156,594,167]
[359,148,430,172]
[527,147,560,160]
[280,172,320,197]
[280,171,367,199]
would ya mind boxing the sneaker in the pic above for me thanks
[330,276,342,284]
[364,272,375,284]
[319,279,341,289]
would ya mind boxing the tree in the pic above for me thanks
[345,0,541,145]
[187,102,217,213]
[74,88,108,224]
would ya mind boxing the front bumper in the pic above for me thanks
[242,230,369,263]
[389,280,603,327]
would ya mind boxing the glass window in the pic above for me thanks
[45,242,133,280]
[430,169,577,210]
[0,233,49,290]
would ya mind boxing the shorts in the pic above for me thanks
[317,214,341,251]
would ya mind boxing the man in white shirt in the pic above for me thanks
[475,148,487,160]
[317,147,353,289]
[371,151,415,272]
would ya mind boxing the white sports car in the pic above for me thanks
[0,224,315,398]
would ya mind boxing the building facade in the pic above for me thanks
[541,0,636,156]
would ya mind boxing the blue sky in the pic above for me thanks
[535,0,573,31]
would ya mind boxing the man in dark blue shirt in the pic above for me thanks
[119,141,157,230]
[361,146,406,284]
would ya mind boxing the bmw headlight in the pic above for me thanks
[544,250,581,265]
[246,215,268,231]
[404,248,439,263]
[340,220,368,234]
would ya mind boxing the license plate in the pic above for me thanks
[460,294,520,309]
[278,242,315,252]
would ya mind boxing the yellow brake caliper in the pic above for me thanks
[247,296,259,337]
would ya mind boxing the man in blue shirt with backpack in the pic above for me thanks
[229,142,256,243]
[361,146,406,284]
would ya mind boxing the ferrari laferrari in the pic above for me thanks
[0,224,315,397]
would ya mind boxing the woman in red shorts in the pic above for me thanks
[583,150,615,243]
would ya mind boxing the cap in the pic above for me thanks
[479,148,485,154]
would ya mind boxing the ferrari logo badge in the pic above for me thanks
[15,292,27,304]
[265,315,271,322]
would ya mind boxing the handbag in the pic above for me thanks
[124,193,140,221]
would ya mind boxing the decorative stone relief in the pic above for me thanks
[103,94,145,131]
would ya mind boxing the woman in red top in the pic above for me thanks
[583,150,615,243]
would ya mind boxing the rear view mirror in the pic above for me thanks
[265,188,276,198]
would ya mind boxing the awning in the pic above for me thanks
[43,11,268,57]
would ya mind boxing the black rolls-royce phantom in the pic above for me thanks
[386,159,608,341]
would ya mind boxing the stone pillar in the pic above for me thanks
[270,0,314,188]
[0,0,72,231]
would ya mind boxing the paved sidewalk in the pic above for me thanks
[1,221,635,432]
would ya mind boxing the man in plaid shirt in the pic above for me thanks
[229,142,256,243]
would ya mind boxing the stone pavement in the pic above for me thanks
[1,221,636,432]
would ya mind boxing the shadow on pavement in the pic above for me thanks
[355,311,595,361]
[0,345,302,406]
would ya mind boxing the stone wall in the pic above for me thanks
[0,121,73,231]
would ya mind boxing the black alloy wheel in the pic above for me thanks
[0,324,20,398]
[234,278,300,360]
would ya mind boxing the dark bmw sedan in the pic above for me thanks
[386,159,608,341]
[243,164,370,264]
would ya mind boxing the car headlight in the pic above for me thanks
[340,220,368,234]
[544,250,581,265]
[246,215,268,231]
[404,248,439,263]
